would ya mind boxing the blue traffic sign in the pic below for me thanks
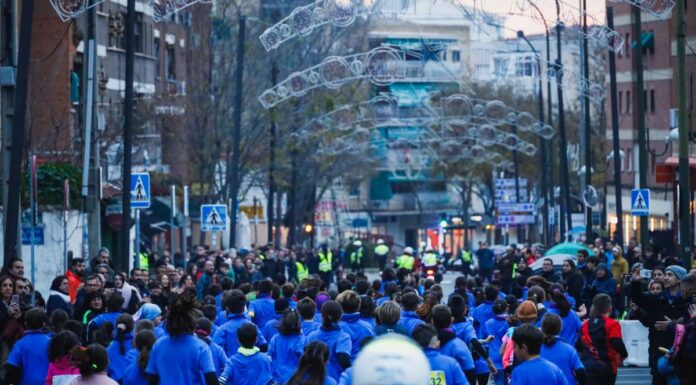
[21,226,45,245]
[631,189,650,217]
[201,204,227,232]
[130,173,151,209]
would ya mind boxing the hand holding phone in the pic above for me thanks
[10,294,19,307]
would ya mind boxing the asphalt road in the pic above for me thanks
[365,270,653,385]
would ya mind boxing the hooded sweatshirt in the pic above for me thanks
[45,355,80,385]
[220,347,273,385]
[339,313,375,359]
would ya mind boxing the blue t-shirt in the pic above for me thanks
[439,332,475,372]
[261,317,281,342]
[213,313,267,356]
[541,340,584,385]
[302,320,319,336]
[307,327,352,381]
[198,337,228,376]
[146,334,216,385]
[397,311,425,336]
[249,295,275,328]
[339,313,375,359]
[472,302,495,338]
[376,296,390,306]
[107,333,135,381]
[6,330,51,385]
[221,350,273,385]
[452,319,489,375]
[423,349,468,385]
[360,317,376,331]
[123,362,148,385]
[510,357,569,385]
[269,333,305,384]
[482,316,509,370]
[547,307,582,346]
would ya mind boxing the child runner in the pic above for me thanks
[547,285,582,346]
[145,290,217,385]
[448,294,497,385]
[397,292,425,335]
[298,298,320,336]
[195,317,228,376]
[269,308,306,384]
[541,314,586,385]
[411,324,468,385]
[46,331,81,385]
[219,323,273,385]
[106,313,134,382]
[431,304,477,385]
[69,344,119,385]
[482,299,509,385]
[5,308,51,385]
[249,280,276,328]
[374,301,408,336]
[579,294,628,385]
[306,301,352,382]
[122,330,156,385]
[262,297,290,342]
[510,324,568,385]
[337,290,374,360]
[213,289,267,356]
[287,341,337,385]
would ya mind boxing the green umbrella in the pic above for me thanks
[544,242,595,257]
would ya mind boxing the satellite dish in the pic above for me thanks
[583,186,599,208]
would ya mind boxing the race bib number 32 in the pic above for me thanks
[430,371,446,385]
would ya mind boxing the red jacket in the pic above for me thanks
[66,270,82,303]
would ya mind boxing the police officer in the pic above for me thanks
[350,240,365,273]
[395,247,416,272]
[318,243,334,286]
[459,248,472,278]
[374,239,390,271]
[295,253,309,283]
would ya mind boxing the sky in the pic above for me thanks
[454,0,607,37]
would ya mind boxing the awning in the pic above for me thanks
[661,156,696,167]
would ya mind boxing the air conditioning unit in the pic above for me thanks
[670,108,678,129]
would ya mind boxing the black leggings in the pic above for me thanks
[476,373,490,385]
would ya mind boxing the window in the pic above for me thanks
[134,13,144,53]
[154,38,160,78]
[650,89,656,113]
[452,50,461,62]
[626,148,633,172]
[166,45,176,81]
[643,89,647,111]
[626,90,632,114]
[494,58,508,77]
[618,91,623,114]
[515,56,534,77]
[648,30,655,56]
[108,12,125,49]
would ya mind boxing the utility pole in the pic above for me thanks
[267,63,277,247]
[582,0,593,243]
[554,15,572,241]
[82,3,99,260]
[632,4,649,247]
[607,7,624,249]
[120,0,136,270]
[546,29,555,244]
[676,0,691,267]
[3,0,33,265]
[229,15,246,249]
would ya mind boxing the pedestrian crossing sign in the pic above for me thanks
[631,188,650,217]
[130,173,151,209]
[201,204,227,232]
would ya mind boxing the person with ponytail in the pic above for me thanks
[306,301,352,382]
[269,308,306,384]
[287,341,336,385]
[69,344,118,385]
[194,317,227,376]
[547,283,582,346]
[481,299,509,385]
[145,289,217,385]
[540,314,586,385]
[105,313,134,382]
[122,330,156,385]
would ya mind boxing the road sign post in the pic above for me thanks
[130,173,151,209]
[201,205,228,250]
[631,189,650,217]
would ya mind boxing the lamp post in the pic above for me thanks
[228,14,246,249]
[676,0,691,268]
[554,0,572,241]
[517,30,549,246]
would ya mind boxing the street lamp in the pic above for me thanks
[517,30,550,245]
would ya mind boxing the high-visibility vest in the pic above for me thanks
[375,244,390,256]
[296,261,309,281]
[318,251,333,272]
[397,255,415,270]
[423,252,438,266]
[350,248,364,264]
[461,250,472,263]
[259,254,266,261]
[139,252,149,270]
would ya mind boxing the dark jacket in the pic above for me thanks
[541,269,561,283]
[563,269,585,307]
[46,291,73,318]
[630,280,687,367]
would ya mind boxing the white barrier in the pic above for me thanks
[620,320,650,367]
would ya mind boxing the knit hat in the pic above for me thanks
[515,300,538,322]
[596,263,609,272]
[315,292,330,310]
[134,303,162,322]
[666,265,687,281]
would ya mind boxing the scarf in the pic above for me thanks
[49,290,70,304]
[119,281,141,310]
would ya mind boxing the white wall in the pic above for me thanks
[0,210,85,295]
